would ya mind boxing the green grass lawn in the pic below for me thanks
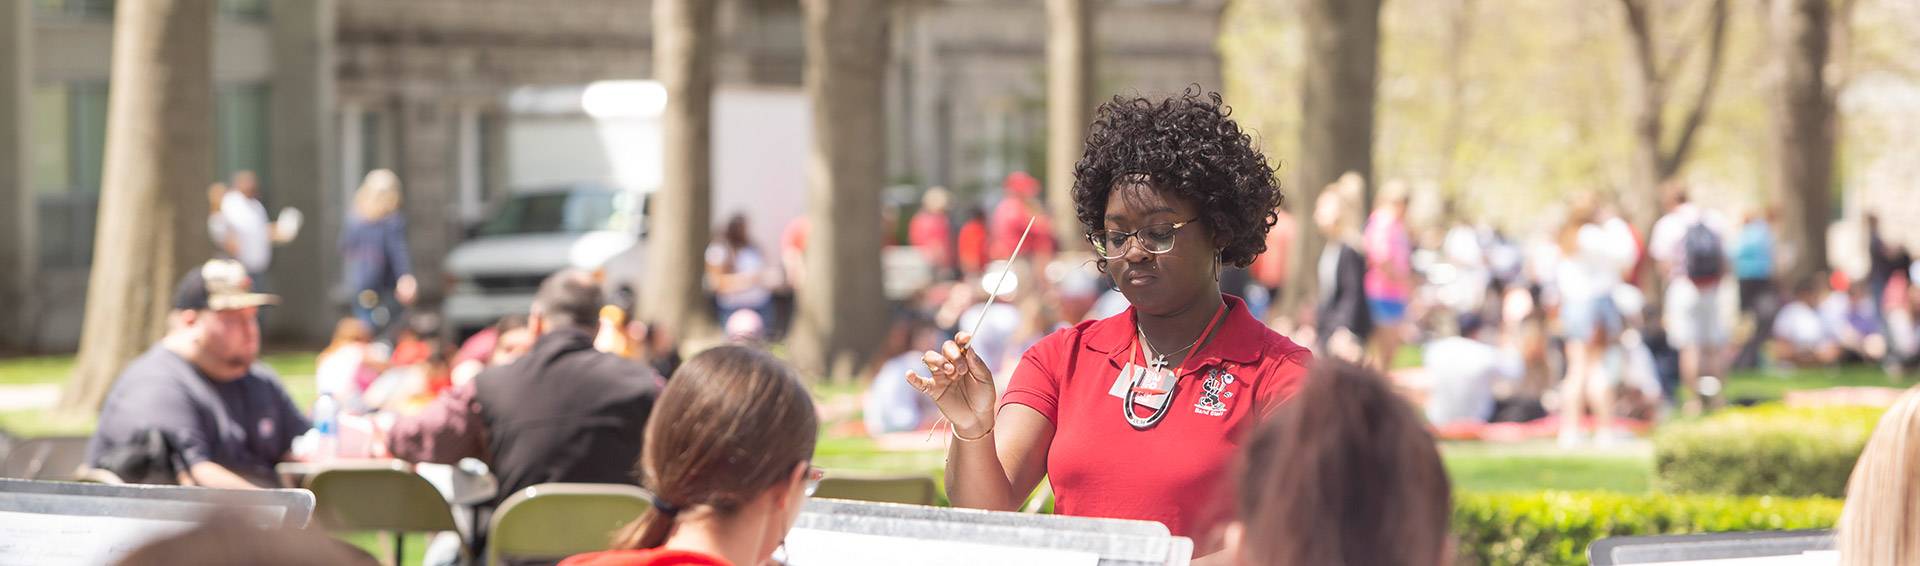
[336,532,432,565]
[1721,364,1915,404]
[0,355,78,386]
[1442,441,1652,493]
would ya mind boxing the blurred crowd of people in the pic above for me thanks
[828,170,1920,446]
[1286,176,1918,446]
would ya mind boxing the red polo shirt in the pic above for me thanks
[1001,294,1311,543]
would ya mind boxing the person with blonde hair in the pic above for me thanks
[1838,385,1920,565]
[1315,185,1372,363]
[1554,193,1637,446]
[338,169,416,336]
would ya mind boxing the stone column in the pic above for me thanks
[397,94,454,307]
[267,0,337,345]
[0,1,35,351]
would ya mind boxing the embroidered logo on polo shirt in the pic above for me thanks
[1194,369,1235,417]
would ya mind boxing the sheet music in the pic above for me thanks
[0,510,198,566]
[780,528,1101,566]
[1633,550,1839,566]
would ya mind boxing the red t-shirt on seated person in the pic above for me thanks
[999,294,1310,544]
[560,549,731,566]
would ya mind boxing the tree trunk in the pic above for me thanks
[1282,0,1382,317]
[61,0,215,413]
[1046,0,1094,248]
[1618,0,1729,231]
[644,0,719,342]
[793,0,889,381]
[1770,0,1834,286]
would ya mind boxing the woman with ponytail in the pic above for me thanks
[562,345,822,566]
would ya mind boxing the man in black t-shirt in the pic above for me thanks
[86,259,309,488]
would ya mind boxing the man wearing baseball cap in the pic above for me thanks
[86,259,310,488]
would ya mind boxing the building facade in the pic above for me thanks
[0,0,1224,352]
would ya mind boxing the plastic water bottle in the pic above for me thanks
[313,393,339,461]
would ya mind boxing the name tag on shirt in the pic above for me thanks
[1109,363,1171,411]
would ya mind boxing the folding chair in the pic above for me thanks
[1,436,90,480]
[1022,481,1054,514]
[812,472,939,506]
[306,464,458,565]
[72,467,125,484]
[488,483,652,565]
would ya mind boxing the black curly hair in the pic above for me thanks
[1072,86,1282,268]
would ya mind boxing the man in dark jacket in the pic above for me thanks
[386,270,662,507]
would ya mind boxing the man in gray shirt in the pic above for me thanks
[86,259,309,488]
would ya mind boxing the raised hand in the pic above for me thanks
[908,332,999,438]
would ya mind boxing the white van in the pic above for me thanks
[442,183,644,333]
[441,81,811,334]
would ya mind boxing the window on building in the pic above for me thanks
[34,0,114,19]
[33,82,107,269]
[216,84,270,191]
[34,82,270,270]
[35,0,266,19]
[218,0,267,20]
[30,87,69,197]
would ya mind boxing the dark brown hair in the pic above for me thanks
[1235,360,1453,566]
[532,269,602,330]
[612,345,819,549]
[117,513,377,566]
[1072,86,1282,268]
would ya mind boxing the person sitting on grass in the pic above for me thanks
[1838,384,1920,565]
[1772,278,1844,367]
[450,314,533,389]
[864,310,941,436]
[563,345,821,566]
[1223,360,1453,566]
[315,317,379,413]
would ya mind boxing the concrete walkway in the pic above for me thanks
[0,384,60,412]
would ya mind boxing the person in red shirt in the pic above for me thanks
[909,187,957,278]
[910,88,1310,562]
[779,216,809,294]
[1249,206,1296,320]
[991,171,1058,266]
[563,346,821,566]
[956,207,990,279]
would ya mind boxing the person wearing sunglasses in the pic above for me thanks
[564,346,820,566]
[910,87,1311,562]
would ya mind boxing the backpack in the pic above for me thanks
[1682,221,1725,281]
[95,428,188,485]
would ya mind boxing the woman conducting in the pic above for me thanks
[910,88,1312,559]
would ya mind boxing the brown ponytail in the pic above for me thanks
[1234,360,1452,565]
[609,345,819,550]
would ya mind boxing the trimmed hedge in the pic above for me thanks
[1654,405,1883,498]
[1455,491,1843,566]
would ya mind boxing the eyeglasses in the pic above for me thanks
[1088,220,1197,260]
[804,466,825,497]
